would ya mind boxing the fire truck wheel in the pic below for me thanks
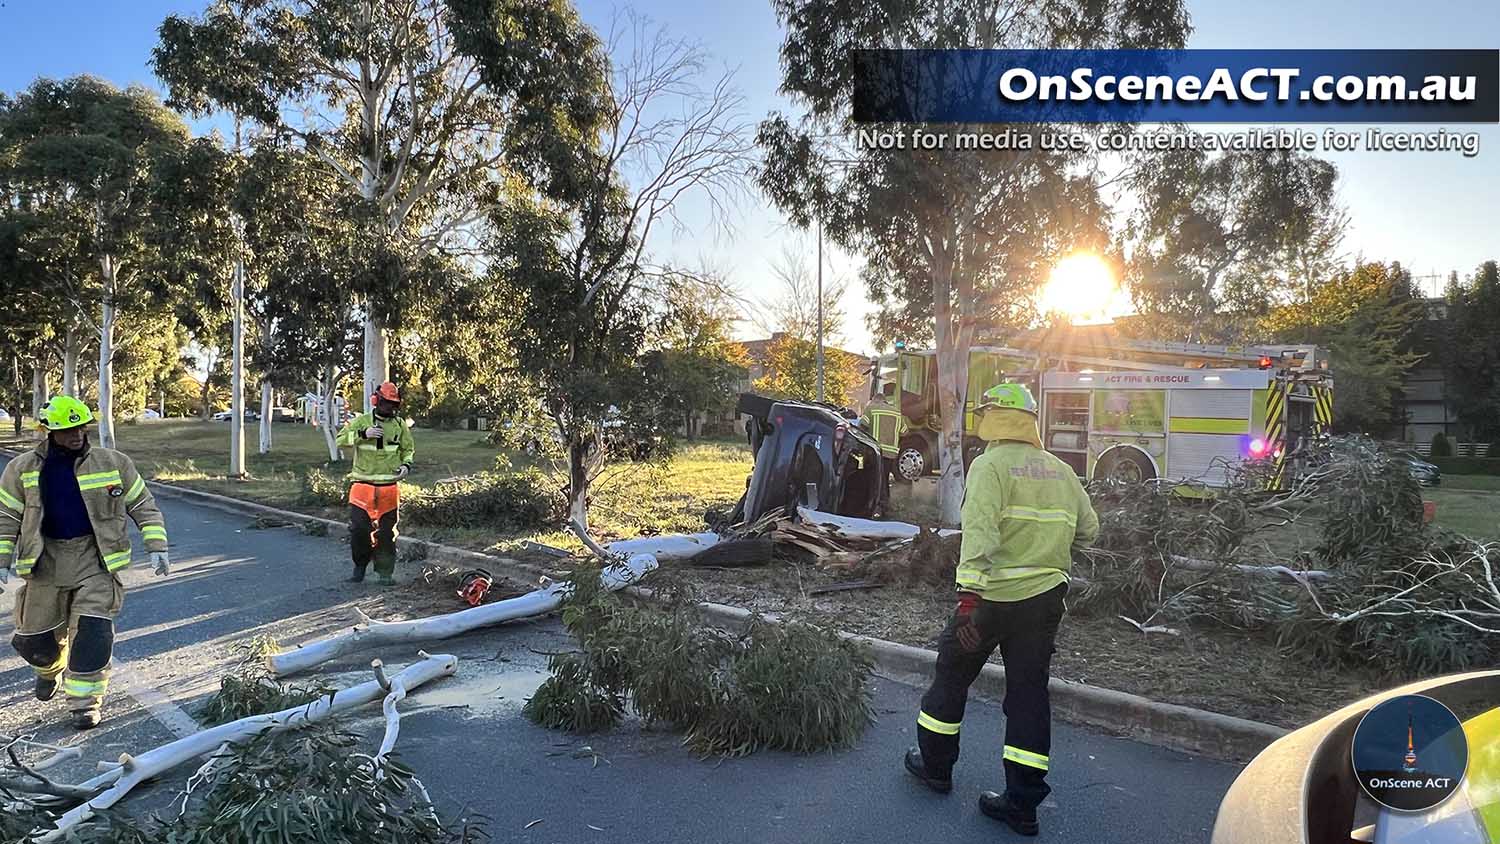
[895,443,929,482]
[1098,448,1155,484]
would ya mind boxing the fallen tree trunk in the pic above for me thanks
[796,507,961,541]
[1168,555,1331,583]
[40,652,458,843]
[605,532,720,561]
[269,554,658,677]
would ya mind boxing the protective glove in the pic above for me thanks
[0,565,9,586]
[363,426,384,439]
[954,591,984,652]
[394,464,410,480]
[150,551,170,577]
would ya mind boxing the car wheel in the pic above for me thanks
[896,445,928,482]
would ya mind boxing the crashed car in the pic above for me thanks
[730,393,887,525]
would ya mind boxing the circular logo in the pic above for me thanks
[1352,694,1468,812]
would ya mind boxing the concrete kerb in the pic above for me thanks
[0,452,1286,763]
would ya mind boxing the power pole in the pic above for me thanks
[816,218,825,404]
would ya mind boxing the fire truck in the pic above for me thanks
[866,337,1334,488]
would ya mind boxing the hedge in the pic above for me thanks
[1429,457,1500,476]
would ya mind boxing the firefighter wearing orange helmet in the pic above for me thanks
[335,382,414,585]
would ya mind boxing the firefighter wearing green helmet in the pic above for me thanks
[0,396,169,730]
[903,382,1099,836]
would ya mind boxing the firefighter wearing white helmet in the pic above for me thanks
[903,382,1099,836]
[0,396,169,729]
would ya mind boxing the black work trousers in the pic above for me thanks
[917,583,1067,811]
[349,505,399,576]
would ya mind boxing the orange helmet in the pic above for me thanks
[372,381,401,404]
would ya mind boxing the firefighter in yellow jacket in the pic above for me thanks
[903,383,1098,836]
[336,382,414,585]
[0,397,169,729]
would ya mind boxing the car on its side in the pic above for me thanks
[729,393,887,526]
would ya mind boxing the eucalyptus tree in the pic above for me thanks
[153,0,611,411]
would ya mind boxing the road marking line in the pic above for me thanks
[113,668,200,739]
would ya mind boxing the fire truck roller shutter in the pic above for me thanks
[1166,388,1255,487]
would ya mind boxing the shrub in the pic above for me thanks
[1427,457,1500,476]
[87,728,487,843]
[401,469,561,532]
[526,565,874,755]
[690,620,874,756]
[1430,432,1453,457]
[521,655,624,733]
[197,637,333,727]
[300,467,346,508]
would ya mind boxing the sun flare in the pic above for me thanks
[1038,253,1124,324]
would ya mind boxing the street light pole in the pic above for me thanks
[816,217,825,404]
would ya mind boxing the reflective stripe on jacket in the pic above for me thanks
[336,412,415,484]
[861,398,903,458]
[0,441,168,577]
[955,440,1099,603]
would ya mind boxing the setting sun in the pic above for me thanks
[1037,253,1126,324]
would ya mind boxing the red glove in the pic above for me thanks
[955,592,983,652]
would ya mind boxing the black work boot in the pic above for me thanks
[72,709,102,731]
[903,748,952,794]
[979,792,1039,836]
[35,675,59,702]
[349,564,367,583]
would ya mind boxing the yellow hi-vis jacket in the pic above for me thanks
[336,411,415,484]
[956,410,1099,603]
[0,441,168,577]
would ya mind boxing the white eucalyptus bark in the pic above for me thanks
[40,652,459,842]
[363,319,388,414]
[321,365,341,462]
[270,554,658,677]
[605,533,722,560]
[96,271,117,450]
[31,364,47,419]
[61,326,78,397]
[259,380,274,454]
[229,254,246,477]
[796,507,961,540]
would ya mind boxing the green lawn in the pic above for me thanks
[14,419,756,554]
[1426,486,1500,541]
[97,419,505,510]
[1440,474,1500,492]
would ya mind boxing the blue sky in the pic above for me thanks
[2,0,1495,354]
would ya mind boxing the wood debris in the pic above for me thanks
[735,510,960,585]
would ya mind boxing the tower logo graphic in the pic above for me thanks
[1352,694,1468,812]
[1402,707,1418,773]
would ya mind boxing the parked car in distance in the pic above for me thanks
[1392,449,1442,486]
[270,406,297,423]
[0,408,10,421]
[211,410,261,422]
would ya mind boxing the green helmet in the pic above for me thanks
[39,396,95,431]
[978,383,1038,416]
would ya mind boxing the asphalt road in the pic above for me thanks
[0,459,1241,842]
